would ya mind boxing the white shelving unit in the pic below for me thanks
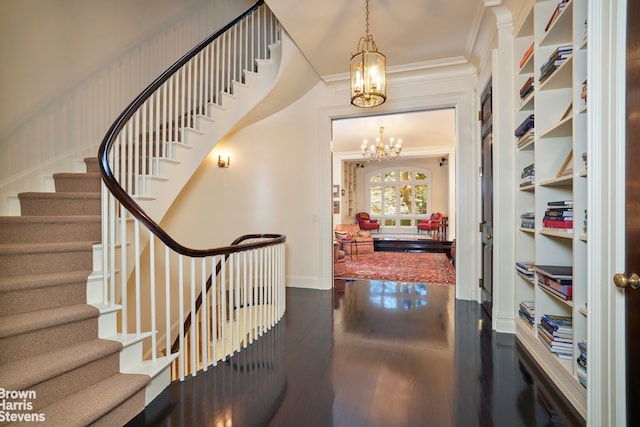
[513,0,588,419]
[341,161,358,224]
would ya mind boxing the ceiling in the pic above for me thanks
[265,0,485,79]
[331,109,456,155]
[266,0,487,158]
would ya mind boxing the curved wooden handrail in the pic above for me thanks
[96,0,281,258]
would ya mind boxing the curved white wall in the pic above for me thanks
[0,0,253,214]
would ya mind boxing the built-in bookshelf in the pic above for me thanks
[341,161,358,224]
[513,0,588,419]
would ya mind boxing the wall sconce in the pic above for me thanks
[218,155,230,168]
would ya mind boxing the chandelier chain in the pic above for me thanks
[365,0,370,38]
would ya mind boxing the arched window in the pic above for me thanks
[367,167,432,229]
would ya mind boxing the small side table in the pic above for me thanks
[341,239,358,260]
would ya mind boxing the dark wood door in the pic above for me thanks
[480,81,493,318]
[625,3,640,423]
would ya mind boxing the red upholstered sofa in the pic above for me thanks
[356,212,380,233]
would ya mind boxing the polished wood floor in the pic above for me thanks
[129,280,585,427]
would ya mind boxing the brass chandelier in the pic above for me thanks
[350,0,386,108]
[361,127,402,162]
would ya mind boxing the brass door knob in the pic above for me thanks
[613,273,640,290]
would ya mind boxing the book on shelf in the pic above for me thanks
[520,212,535,229]
[539,45,573,83]
[538,334,573,359]
[547,200,573,207]
[577,367,587,388]
[516,262,535,278]
[537,325,572,348]
[542,219,573,230]
[538,273,572,294]
[541,313,573,332]
[538,280,572,300]
[517,128,535,147]
[533,265,573,280]
[519,42,534,69]
[515,114,534,137]
[519,301,535,326]
[520,76,534,98]
[544,0,569,32]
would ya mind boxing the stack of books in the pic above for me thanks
[519,42,534,69]
[519,301,535,327]
[520,164,535,187]
[537,313,573,359]
[542,200,573,232]
[534,265,573,301]
[539,45,573,84]
[518,127,535,148]
[577,339,587,388]
[520,212,535,229]
[516,262,534,280]
[544,0,569,32]
[520,76,534,100]
[515,114,534,138]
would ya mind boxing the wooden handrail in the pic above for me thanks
[96,0,276,259]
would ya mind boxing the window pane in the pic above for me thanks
[400,171,411,181]
[415,172,427,181]
[384,171,396,182]
[384,218,396,226]
[384,186,396,215]
[371,186,382,215]
[371,174,382,183]
[415,185,427,214]
[400,185,412,214]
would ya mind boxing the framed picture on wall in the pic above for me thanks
[333,201,340,214]
[332,185,340,199]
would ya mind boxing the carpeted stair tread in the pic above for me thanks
[0,338,122,391]
[0,215,101,243]
[85,157,100,173]
[0,270,91,292]
[0,240,96,255]
[18,192,101,216]
[54,172,101,193]
[18,192,100,200]
[0,270,90,316]
[0,304,99,339]
[29,373,149,427]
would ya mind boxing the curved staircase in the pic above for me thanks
[0,158,149,426]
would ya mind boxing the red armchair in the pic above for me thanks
[356,212,380,233]
[417,212,444,239]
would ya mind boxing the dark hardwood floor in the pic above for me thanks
[129,280,585,427]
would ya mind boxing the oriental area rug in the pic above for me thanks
[338,252,456,285]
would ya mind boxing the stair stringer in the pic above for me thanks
[86,240,178,406]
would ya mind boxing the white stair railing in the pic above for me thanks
[97,0,286,383]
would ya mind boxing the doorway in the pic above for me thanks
[331,109,456,235]
[479,80,493,318]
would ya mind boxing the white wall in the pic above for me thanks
[161,62,479,299]
[0,0,254,214]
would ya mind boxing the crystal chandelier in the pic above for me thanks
[350,0,386,108]
[361,127,402,162]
